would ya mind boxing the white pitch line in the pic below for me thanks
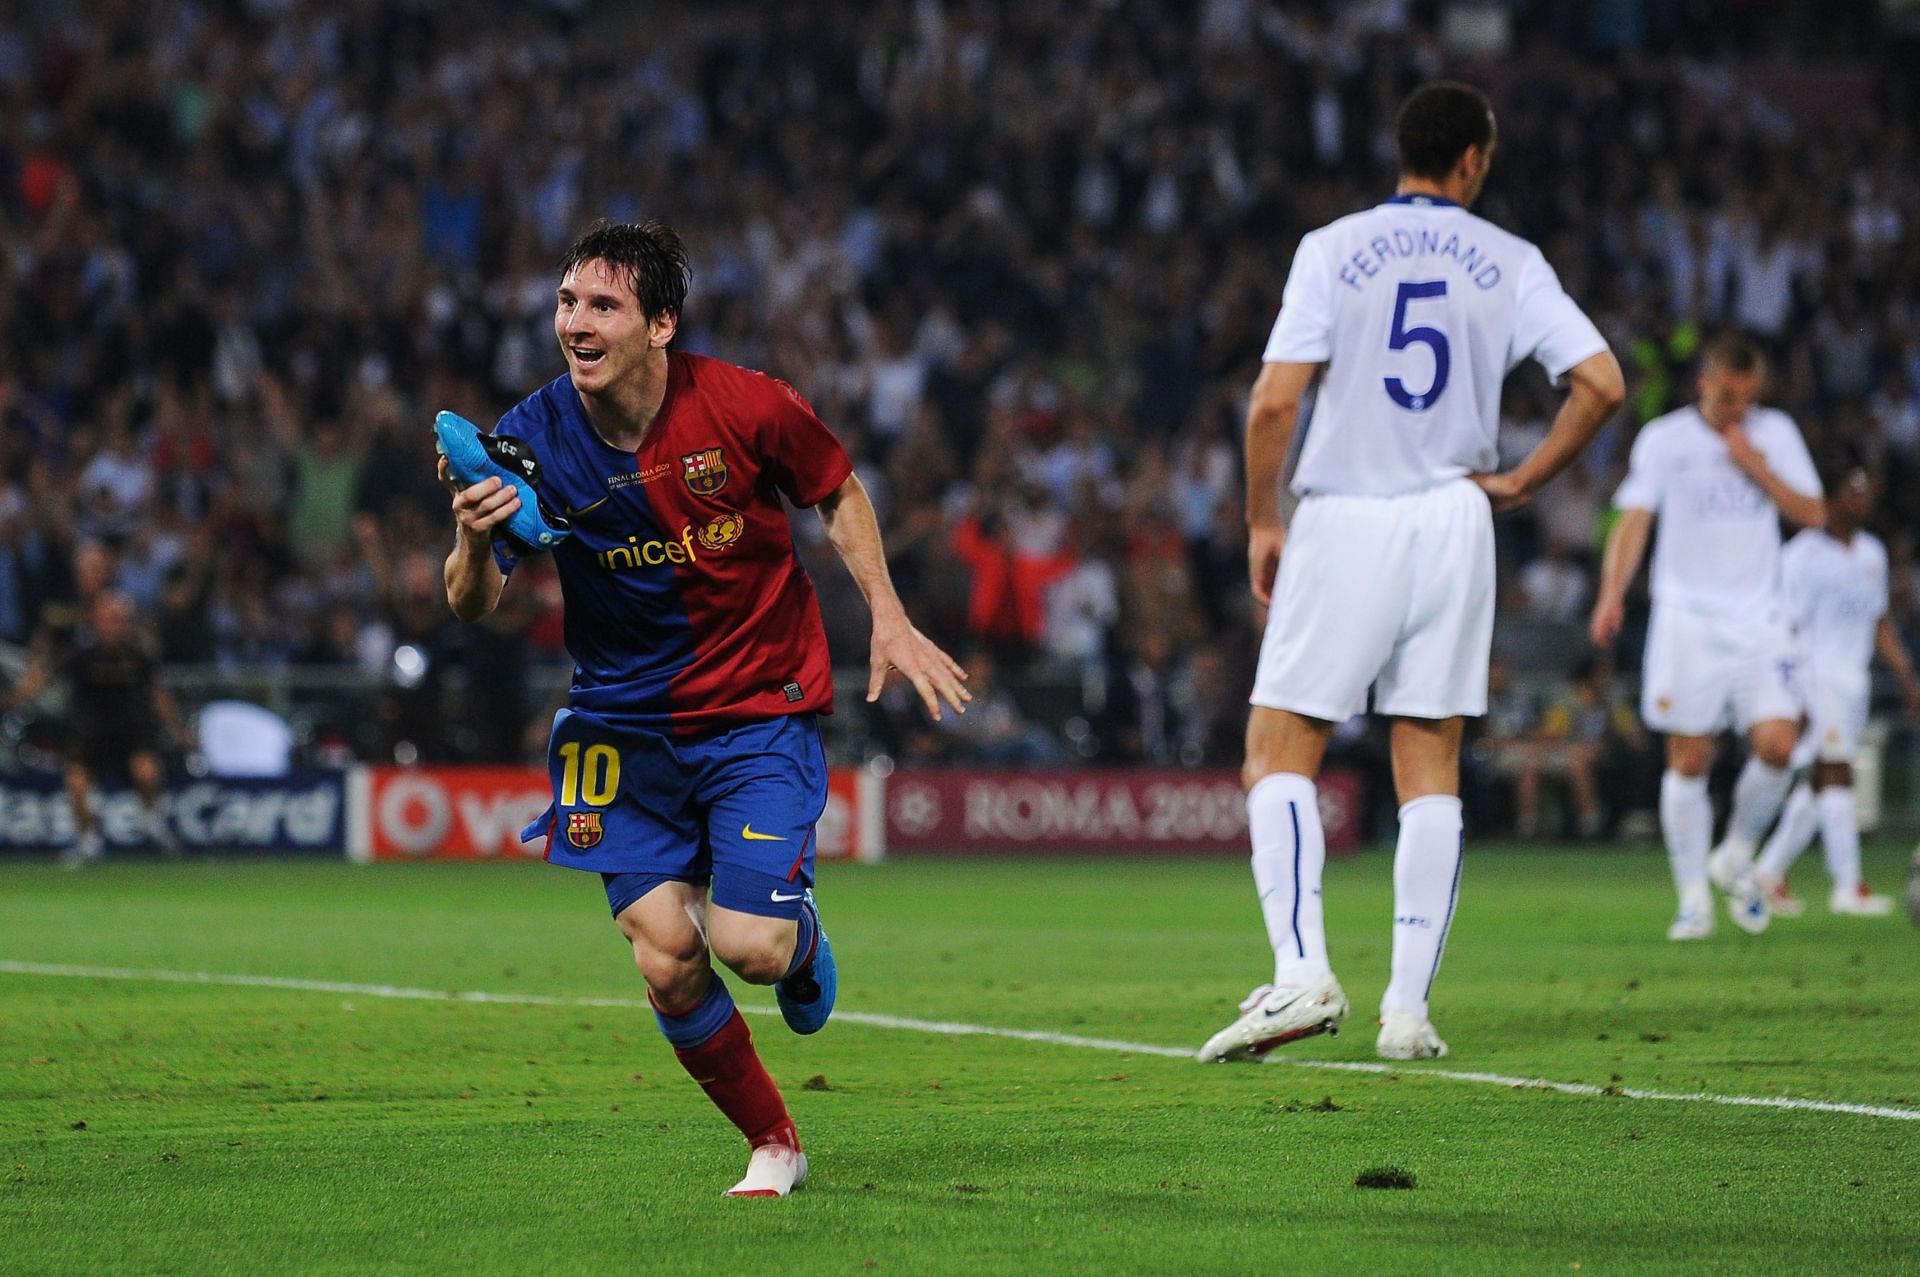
[4,959,1916,1123]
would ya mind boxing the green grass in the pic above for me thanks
[3,844,1918,1276]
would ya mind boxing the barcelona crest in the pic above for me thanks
[681,447,729,497]
[566,811,604,849]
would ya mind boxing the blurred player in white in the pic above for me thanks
[1751,461,1919,916]
[1590,335,1825,940]
[1198,82,1623,1064]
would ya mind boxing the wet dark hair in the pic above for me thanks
[1395,82,1495,180]
[557,219,691,321]
[1699,331,1768,377]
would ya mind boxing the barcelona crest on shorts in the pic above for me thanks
[681,448,728,497]
[566,811,604,849]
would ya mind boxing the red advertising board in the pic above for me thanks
[355,765,880,862]
[880,767,1362,856]
[358,767,553,861]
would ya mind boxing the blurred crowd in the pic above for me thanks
[2,0,1918,815]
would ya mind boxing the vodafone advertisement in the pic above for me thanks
[355,767,552,862]
[354,766,882,863]
[881,767,1361,856]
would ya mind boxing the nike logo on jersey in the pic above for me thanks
[770,890,804,903]
[742,824,787,842]
[565,496,611,517]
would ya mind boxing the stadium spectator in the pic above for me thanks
[935,646,1067,766]
[1470,658,1546,834]
[1533,654,1648,838]
[1519,538,1593,623]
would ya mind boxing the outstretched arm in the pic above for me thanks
[816,472,969,721]
[1590,507,1654,647]
[1473,350,1625,513]
[1244,360,1318,606]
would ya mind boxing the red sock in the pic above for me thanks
[672,1009,799,1150]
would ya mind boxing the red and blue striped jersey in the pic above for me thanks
[493,352,853,732]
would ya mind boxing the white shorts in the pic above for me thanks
[1790,664,1869,767]
[1640,603,1800,736]
[1252,479,1494,721]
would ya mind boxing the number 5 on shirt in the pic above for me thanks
[557,740,621,807]
[1385,279,1450,412]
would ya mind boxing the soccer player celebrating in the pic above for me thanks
[1198,82,1623,1064]
[438,220,967,1197]
[1590,334,1825,939]
[1751,461,1920,916]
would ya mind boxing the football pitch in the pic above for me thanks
[3,846,1917,1276]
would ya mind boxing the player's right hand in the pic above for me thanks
[1248,523,1286,606]
[1588,596,1625,648]
[868,616,970,722]
[440,455,522,545]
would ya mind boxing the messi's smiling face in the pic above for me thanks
[555,258,672,395]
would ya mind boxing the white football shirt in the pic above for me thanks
[1782,528,1887,675]
[1612,405,1822,619]
[1264,196,1608,497]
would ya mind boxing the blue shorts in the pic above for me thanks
[519,709,828,921]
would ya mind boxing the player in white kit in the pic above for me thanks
[1752,462,1920,916]
[1590,335,1826,940]
[1197,82,1624,1064]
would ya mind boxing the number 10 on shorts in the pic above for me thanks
[557,740,621,806]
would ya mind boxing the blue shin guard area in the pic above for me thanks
[653,976,736,1050]
[783,903,819,980]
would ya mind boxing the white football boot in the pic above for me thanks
[1752,869,1805,918]
[1828,883,1893,918]
[1376,1010,1449,1060]
[1666,890,1714,941]
[1196,973,1348,1063]
[725,1142,808,1198]
[1705,839,1751,893]
[1722,868,1771,934]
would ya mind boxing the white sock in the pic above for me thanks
[1817,786,1861,895]
[1248,773,1329,985]
[1755,782,1816,883]
[1661,770,1713,902]
[1724,757,1794,856]
[1381,794,1464,1020]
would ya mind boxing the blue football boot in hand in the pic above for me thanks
[433,410,572,556]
